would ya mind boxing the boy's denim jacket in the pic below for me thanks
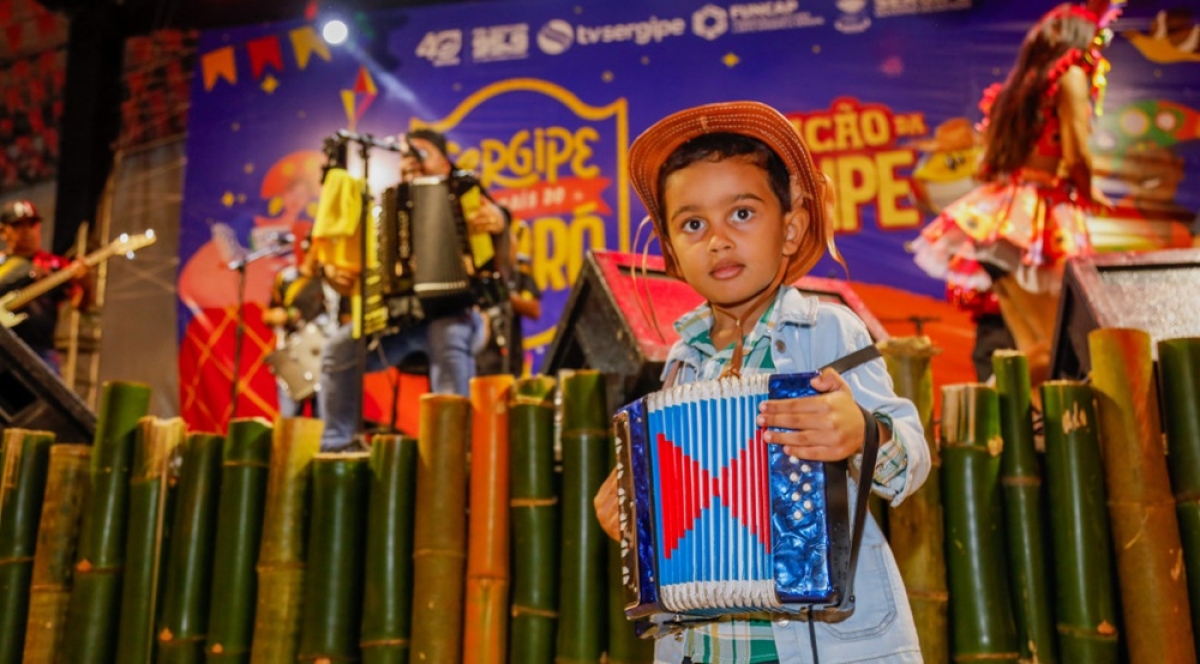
[655,287,929,663]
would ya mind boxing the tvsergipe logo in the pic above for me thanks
[537,19,574,54]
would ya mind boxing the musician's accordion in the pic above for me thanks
[363,172,506,336]
[613,372,855,621]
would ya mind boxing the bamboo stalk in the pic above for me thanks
[464,375,515,664]
[0,428,55,664]
[360,434,418,664]
[508,376,559,664]
[410,395,470,664]
[58,380,153,664]
[556,371,608,664]
[1158,337,1200,655]
[940,383,1019,663]
[114,417,186,664]
[881,337,948,664]
[992,351,1056,663]
[298,452,370,662]
[1040,381,1119,663]
[1089,328,1196,662]
[157,433,224,663]
[249,417,323,664]
[23,444,90,664]
[206,418,273,663]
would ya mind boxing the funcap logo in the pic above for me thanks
[538,19,574,54]
[693,5,730,40]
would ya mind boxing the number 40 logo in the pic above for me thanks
[416,30,463,67]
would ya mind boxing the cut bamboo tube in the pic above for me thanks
[360,434,418,664]
[882,337,948,664]
[114,417,185,664]
[1040,381,1119,663]
[992,351,1056,663]
[556,371,608,664]
[1090,328,1196,662]
[157,433,224,663]
[508,376,559,664]
[206,418,273,663]
[409,395,470,664]
[58,380,152,664]
[463,375,515,664]
[1158,337,1200,655]
[0,428,55,664]
[298,452,370,662]
[249,417,323,664]
[941,383,1019,663]
[23,444,89,664]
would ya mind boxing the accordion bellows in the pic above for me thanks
[614,373,852,617]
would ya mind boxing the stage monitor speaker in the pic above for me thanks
[1051,248,1200,380]
[542,250,888,398]
[0,325,96,443]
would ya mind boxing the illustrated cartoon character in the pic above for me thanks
[1125,8,1200,64]
[909,117,984,215]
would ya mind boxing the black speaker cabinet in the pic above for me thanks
[543,250,887,399]
[0,325,96,443]
[1051,248,1200,380]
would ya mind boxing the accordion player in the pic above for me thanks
[363,169,509,336]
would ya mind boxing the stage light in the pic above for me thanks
[322,19,349,45]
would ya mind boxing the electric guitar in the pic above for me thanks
[0,231,157,328]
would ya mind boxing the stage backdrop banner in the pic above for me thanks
[179,0,1200,432]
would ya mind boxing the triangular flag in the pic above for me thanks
[290,26,331,70]
[353,66,376,95]
[35,10,57,38]
[341,89,357,131]
[201,46,237,91]
[0,1,13,25]
[247,35,284,79]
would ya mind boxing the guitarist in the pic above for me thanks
[0,200,93,373]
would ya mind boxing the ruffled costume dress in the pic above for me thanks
[911,47,1108,316]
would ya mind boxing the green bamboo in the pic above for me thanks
[249,417,323,664]
[992,351,1056,663]
[940,383,1019,663]
[1089,329,1196,662]
[360,434,418,664]
[206,417,273,663]
[1040,381,1119,663]
[0,428,55,664]
[58,380,153,664]
[882,337,948,664]
[114,417,186,664]
[157,433,224,663]
[508,376,559,664]
[298,452,370,662]
[410,394,470,664]
[556,371,608,664]
[1158,337,1200,655]
[23,444,90,664]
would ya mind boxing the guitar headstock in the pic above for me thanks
[110,230,157,257]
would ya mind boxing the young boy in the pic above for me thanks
[594,101,930,663]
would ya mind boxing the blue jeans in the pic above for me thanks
[317,309,479,450]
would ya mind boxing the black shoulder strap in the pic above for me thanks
[820,342,881,375]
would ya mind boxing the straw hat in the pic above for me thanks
[628,100,838,284]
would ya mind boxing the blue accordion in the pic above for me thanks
[613,372,853,619]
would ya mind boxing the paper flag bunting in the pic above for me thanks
[247,35,284,79]
[202,46,237,90]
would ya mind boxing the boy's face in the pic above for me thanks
[662,156,805,310]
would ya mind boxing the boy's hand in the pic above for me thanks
[757,367,865,462]
[594,468,621,542]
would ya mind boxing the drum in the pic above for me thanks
[265,323,327,401]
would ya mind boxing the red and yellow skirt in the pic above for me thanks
[911,169,1093,316]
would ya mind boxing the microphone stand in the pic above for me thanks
[322,128,399,442]
[228,241,292,418]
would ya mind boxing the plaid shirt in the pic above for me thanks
[670,287,912,663]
